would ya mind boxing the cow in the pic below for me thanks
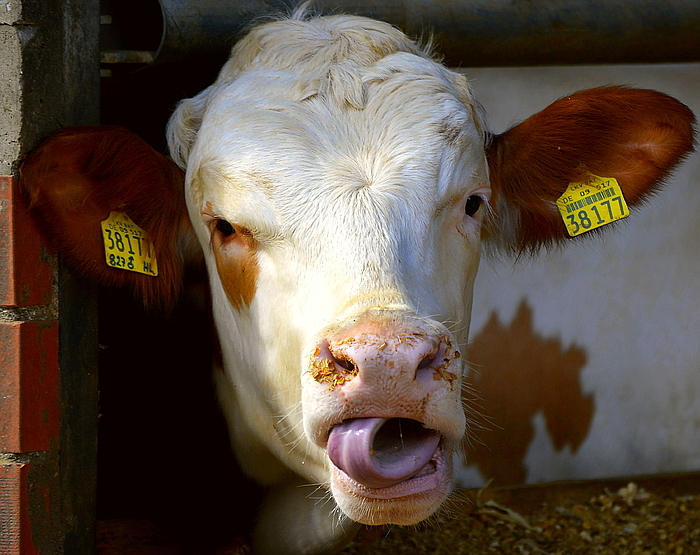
[21,10,695,555]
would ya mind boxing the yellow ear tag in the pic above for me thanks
[556,174,629,237]
[101,211,158,276]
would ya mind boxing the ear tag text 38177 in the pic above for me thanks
[556,174,629,237]
[101,211,158,276]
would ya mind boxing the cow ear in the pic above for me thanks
[485,86,696,251]
[21,126,200,310]
[166,84,215,169]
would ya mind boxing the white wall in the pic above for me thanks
[454,63,700,488]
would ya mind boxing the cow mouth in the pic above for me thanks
[327,417,445,498]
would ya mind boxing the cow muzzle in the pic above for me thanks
[305,315,465,524]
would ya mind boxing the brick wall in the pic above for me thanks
[0,176,60,555]
[0,1,99,553]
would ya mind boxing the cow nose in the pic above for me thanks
[333,335,439,380]
[311,326,460,389]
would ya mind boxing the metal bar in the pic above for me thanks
[100,0,700,66]
[405,0,700,66]
[101,51,156,64]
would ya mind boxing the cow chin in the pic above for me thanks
[328,446,452,526]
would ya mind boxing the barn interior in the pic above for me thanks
[2,0,699,554]
[97,1,261,550]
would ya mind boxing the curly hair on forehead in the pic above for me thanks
[218,11,429,82]
[166,12,480,170]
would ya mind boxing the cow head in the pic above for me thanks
[165,17,492,524]
[21,10,695,545]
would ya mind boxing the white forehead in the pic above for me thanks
[183,16,488,233]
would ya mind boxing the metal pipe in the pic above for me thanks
[409,0,700,66]
[155,0,260,64]
[100,0,700,66]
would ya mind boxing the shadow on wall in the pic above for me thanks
[463,300,594,486]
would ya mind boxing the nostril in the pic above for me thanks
[335,357,357,372]
[311,342,360,390]
[417,356,435,370]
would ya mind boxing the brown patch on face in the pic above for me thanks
[463,300,593,486]
[209,220,259,311]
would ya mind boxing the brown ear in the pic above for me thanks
[485,86,696,251]
[21,126,198,310]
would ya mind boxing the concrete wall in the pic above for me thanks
[454,63,700,488]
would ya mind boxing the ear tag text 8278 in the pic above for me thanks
[101,211,158,276]
[556,174,629,237]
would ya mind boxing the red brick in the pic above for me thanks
[0,464,38,555]
[0,321,60,453]
[0,176,55,307]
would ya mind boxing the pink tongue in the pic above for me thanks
[327,417,441,489]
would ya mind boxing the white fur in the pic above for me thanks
[168,12,490,555]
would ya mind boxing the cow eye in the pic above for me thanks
[215,219,235,237]
[465,195,483,217]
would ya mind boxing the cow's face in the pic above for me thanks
[180,46,489,524]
